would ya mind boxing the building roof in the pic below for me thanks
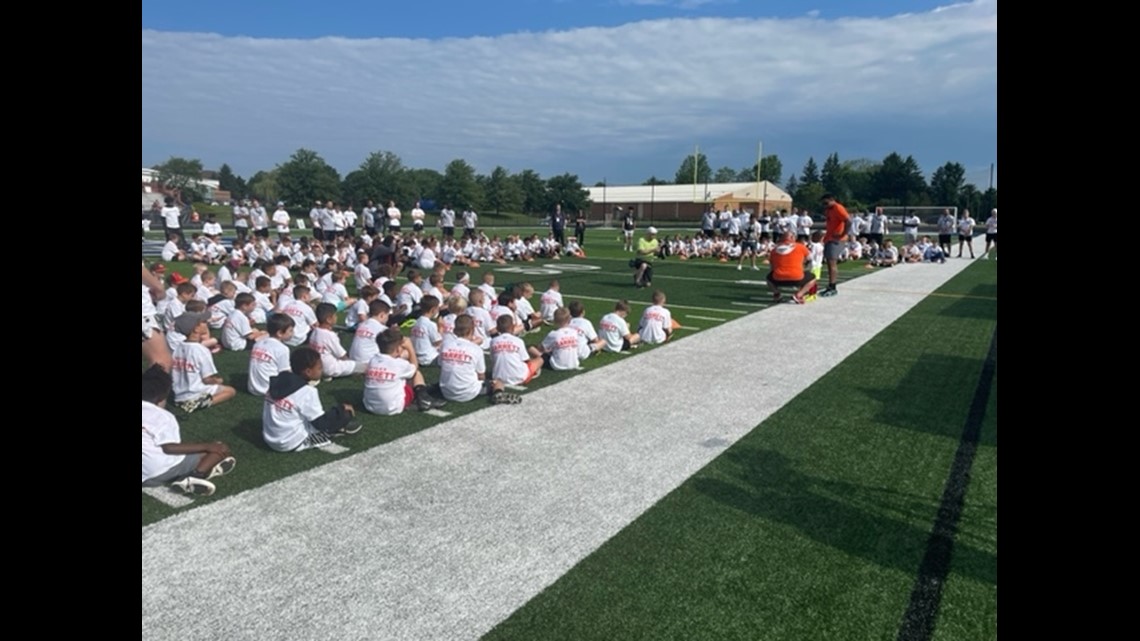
[587,181,791,204]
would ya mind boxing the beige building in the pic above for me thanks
[586,181,792,223]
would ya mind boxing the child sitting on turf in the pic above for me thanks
[167,302,221,354]
[171,312,237,413]
[567,300,606,359]
[142,365,236,496]
[465,289,494,350]
[207,281,237,330]
[262,347,362,452]
[540,307,583,371]
[539,280,563,324]
[282,285,318,346]
[309,303,368,380]
[222,293,268,351]
[346,285,378,330]
[410,295,444,366]
[349,300,392,364]
[363,328,447,415]
[599,299,641,352]
[320,269,356,312]
[248,313,294,396]
[638,290,675,345]
[490,314,544,387]
[439,315,521,404]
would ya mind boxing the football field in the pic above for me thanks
[142,229,997,641]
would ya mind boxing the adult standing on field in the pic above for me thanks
[574,210,587,247]
[551,204,567,246]
[820,193,850,297]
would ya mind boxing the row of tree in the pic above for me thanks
[151,148,996,217]
[649,152,996,215]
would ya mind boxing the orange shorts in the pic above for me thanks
[523,358,541,385]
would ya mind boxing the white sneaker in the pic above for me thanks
[736,265,742,271]
[173,476,216,496]
[206,456,236,480]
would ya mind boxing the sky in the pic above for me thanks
[141,0,997,190]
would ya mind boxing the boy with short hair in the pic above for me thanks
[599,300,641,352]
[491,314,544,386]
[222,293,268,351]
[349,299,392,364]
[410,295,444,366]
[539,280,563,324]
[282,285,318,346]
[248,313,294,396]
[142,365,235,496]
[207,281,238,330]
[638,290,675,345]
[363,328,447,415]
[567,300,606,358]
[262,347,362,452]
[309,303,368,379]
[540,307,583,371]
[347,285,378,330]
[439,315,520,404]
[171,313,237,413]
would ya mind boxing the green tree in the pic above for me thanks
[484,166,522,214]
[153,156,205,202]
[438,159,483,211]
[929,162,966,206]
[980,187,997,217]
[247,169,280,204]
[217,163,247,200]
[794,182,825,213]
[841,159,879,205]
[736,155,783,185]
[643,176,668,185]
[514,169,547,215]
[872,153,927,206]
[275,149,341,206]
[959,184,980,214]
[405,168,443,206]
[545,173,591,213]
[821,153,847,200]
[713,166,737,183]
[800,157,821,185]
[341,151,413,208]
[675,152,712,185]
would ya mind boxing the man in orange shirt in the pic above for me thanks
[766,231,816,304]
[820,193,851,297]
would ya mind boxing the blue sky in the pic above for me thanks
[142,0,997,190]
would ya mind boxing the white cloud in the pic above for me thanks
[806,9,821,18]
[141,0,996,176]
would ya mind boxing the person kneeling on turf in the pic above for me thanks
[262,347,362,452]
[766,231,817,305]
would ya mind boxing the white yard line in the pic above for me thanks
[142,259,978,641]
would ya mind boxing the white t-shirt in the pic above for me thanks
[349,318,385,363]
[161,206,181,229]
[171,341,218,402]
[439,338,485,402]
[248,337,291,396]
[363,353,416,415]
[599,312,630,352]
[396,282,423,316]
[262,383,326,452]
[638,304,672,345]
[465,306,494,349]
[346,299,369,329]
[387,207,402,227]
[273,208,291,233]
[538,289,563,322]
[222,309,254,351]
[309,326,348,365]
[142,401,184,483]
[569,317,598,360]
[411,316,442,364]
[161,241,180,262]
[282,300,317,346]
[542,327,581,370]
[491,333,530,385]
[986,215,997,234]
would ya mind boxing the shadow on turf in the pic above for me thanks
[938,283,997,320]
[693,448,996,586]
[862,354,998,447]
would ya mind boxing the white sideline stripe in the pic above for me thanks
[731,301,766,307]
[504,385,527,392]
[425,409,453,417]
[142,259,978,641]
[686,315,726,322]
[321,443,350,455]
[562,292,746,315]
[142,487,195,508]
[677,326,702,331]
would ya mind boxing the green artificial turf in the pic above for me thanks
[142,233,876,525]
[481,260,997,641]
